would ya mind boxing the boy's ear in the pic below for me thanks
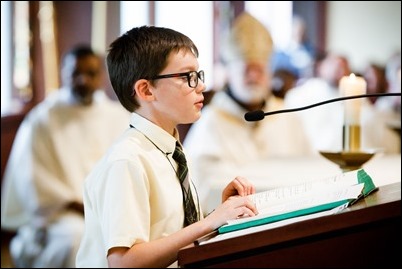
[134,79,155,101]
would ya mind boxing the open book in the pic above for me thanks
[218,169,377,234]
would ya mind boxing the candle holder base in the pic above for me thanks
[319,150,376,172]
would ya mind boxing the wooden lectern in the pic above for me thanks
[178,182,401,268]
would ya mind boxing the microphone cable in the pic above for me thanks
[244,92,401,121]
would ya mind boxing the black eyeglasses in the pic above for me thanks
[150,70,204,88]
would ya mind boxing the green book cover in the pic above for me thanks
[218,199,349,234]
[218,169,377,234]
[357,169,378,197]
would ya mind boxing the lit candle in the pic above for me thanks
[339,73,366,151]
[339,73,367,125]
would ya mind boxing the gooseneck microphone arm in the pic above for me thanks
[244,92,402,122]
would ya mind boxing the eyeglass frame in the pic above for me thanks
[149,70,204,88]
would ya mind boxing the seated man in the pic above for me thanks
[1,45,130,267]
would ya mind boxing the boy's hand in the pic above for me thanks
[222,176,256,202]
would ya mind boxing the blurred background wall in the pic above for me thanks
[327,1,400,72]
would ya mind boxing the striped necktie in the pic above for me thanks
[172,141,198,226]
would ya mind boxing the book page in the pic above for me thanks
[228,183,363,226]
[248,170,359,210]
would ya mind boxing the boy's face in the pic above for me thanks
[150,49,205,129]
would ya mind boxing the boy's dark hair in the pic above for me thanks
[106,25,199,112]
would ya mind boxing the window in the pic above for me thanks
[1,1,57,117]
[1,1,13,114]
[1,1,32,115]
[120,1,214,90]
[245,1,293,50]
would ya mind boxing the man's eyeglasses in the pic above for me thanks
[150,70,204,88]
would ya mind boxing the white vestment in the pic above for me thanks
[1,88,130,267]
[184,91,313,215]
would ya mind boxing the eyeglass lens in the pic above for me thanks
[189,71,204,88]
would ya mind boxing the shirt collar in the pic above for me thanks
[129,112,178,155]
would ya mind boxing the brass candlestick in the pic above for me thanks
[320,124,375,172]
[342,124,361,152]
[319,150,376,173]
[320,74,375,172]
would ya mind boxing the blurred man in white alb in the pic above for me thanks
[1,45,130,267]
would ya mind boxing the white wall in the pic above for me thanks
[327,1,401,73]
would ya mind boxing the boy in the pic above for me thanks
[76,26,258,268]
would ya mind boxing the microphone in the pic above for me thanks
[244,92,401,122]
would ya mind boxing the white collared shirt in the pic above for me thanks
[76,112,201,268]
